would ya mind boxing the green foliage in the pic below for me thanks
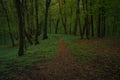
[0,0,120,44]
[62,35,120,79]
[0,34,58,79]
[0,0,120,79]
[62,35,120,65]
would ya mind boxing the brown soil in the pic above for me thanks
[72,38,120,80]
[10,38,120,80]
[12,38,82,80]
[73,38,120,55]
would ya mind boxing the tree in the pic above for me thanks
[15,0,25,56]
[35,0,39,44]
[0,0,15,46]
[43,0,51,39]
[81,0,90,39]
[55,19,59,34]
[74,0,80,36]
[90,0,94,37]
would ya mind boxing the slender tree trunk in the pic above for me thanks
[91,15,94,37]
[30,0,34,36]
[15,0,25,56]
[69,25,72,34]
[43,0,51,39]
[7,15,15,46]
[35,0,39,44]
[82,0,90,39]
[61,17,67,34]
[90,0,94,37]
[82,0,85,10]
[79,17,83,38]
[86,15,90,39]
[43,4,49,39]
[55,19,59,34]
[59,0,67,34]
[81,0,85,39]
[101,13,106,37]
[74,0,80,35]
[63,0,67,34]
[25,30,33,45]
[0,1,15,46]
[97,8,101,37]
[39,21,42,35]
[49,15,52,34]
[102,6,106,37]
[85,0,90,39]
[69,6,72,34]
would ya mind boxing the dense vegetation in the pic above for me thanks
[0,0,120,55]
[0,0,120,80]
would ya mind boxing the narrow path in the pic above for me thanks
[16,38,82,80]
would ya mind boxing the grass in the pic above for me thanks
[61,35,120,80]
[0,34,120,80]
[61,35,117,64]
[0,34,58,80]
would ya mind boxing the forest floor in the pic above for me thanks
[11,38,83,80]
[11,37,120,80]
[0,35,120,80]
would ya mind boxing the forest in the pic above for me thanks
[0,0,120,80]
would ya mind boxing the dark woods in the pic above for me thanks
[0,0,120,56]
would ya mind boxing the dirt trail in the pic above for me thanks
[21,38,82,80]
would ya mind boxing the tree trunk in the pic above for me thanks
[59,0,67,34]
[97,8,101,37]
[82,0,90,39]
[61,17,67,34]
[49,15,52,34]
[15,0,25,56]
[69,6,72,34]
[0,1,15,46]
[90,0,94,37]
[43,0,51,39]
[86,15,90,39]
[35,0,39,44]
[25,30,33,45]
[55,19,59,34]
[74,0,80,35]
[91,15,94,37]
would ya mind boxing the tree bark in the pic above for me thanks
[74,0,80,35]
[35,0,39,44]
[43,0,51,39]
[91,15,94,37]
[15,0,25,56]
[55,19,59,34]
[25,30,33,45]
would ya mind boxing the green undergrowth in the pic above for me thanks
[61,35,94,64]
[62,35,120,79]
[0,34,58,80]
[61,35,118,64]
[61,35,120,68]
